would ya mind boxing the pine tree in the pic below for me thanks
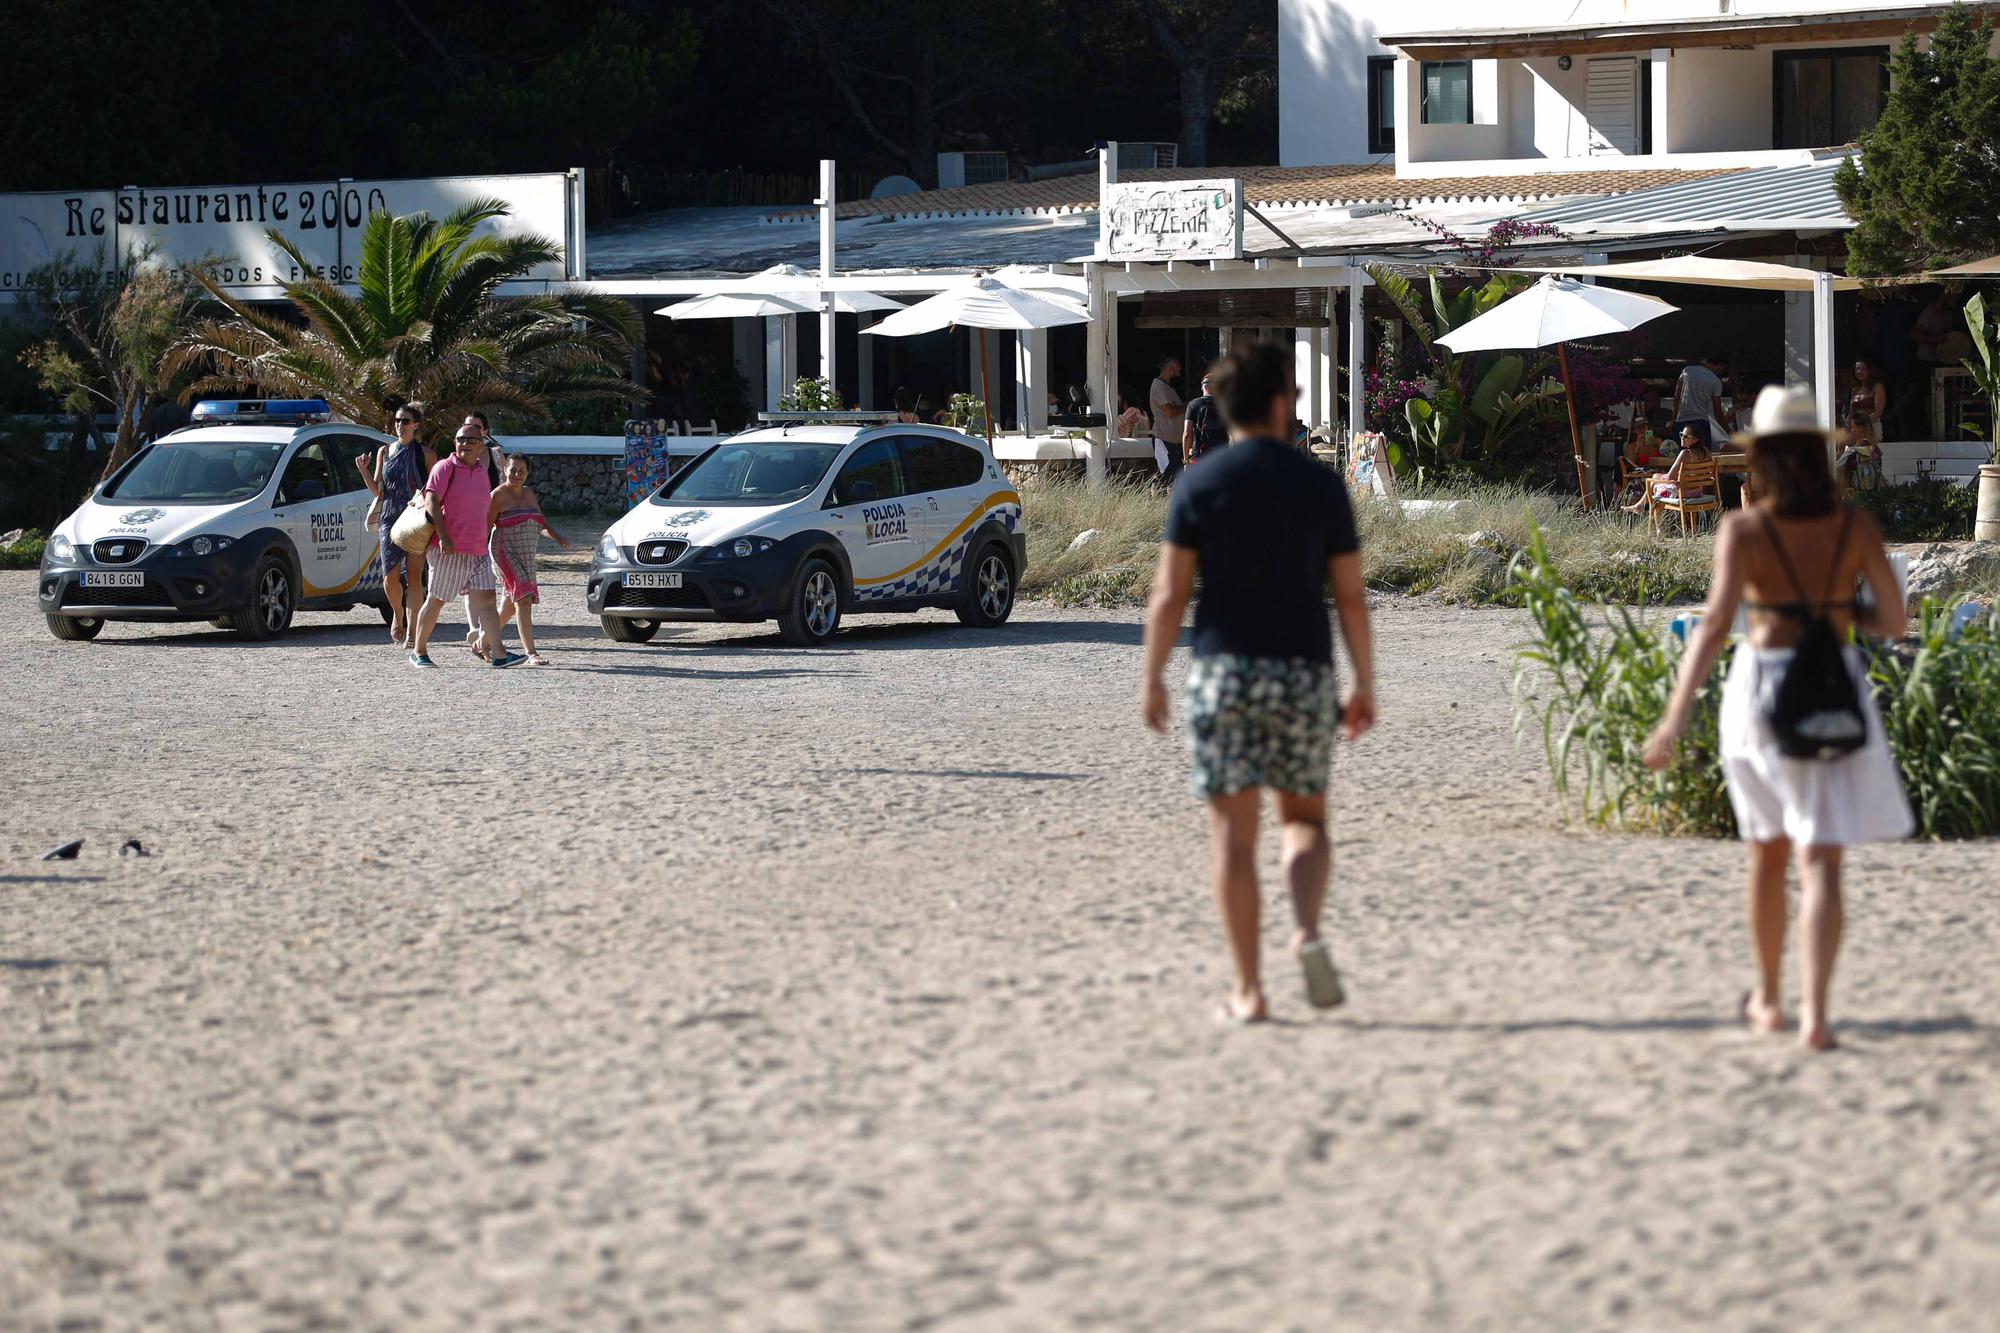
[1836,4,2000,275]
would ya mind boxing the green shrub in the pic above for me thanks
[1854,479,1979,542]
[1511,518,2000,839]
[1,528,46,569]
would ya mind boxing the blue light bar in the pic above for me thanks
[190,398,332,424]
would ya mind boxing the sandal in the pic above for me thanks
[526,652,548,667]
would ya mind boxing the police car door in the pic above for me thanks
[822,437,913,596]
[270,439,350,598]
[323,433,387,597]
[898,434,986,590]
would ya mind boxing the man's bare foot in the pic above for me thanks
[1218,989,1269,1023]
[1799,1012,1837,1051]
[1741,990,1785,1034]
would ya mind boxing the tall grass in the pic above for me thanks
[1511,518,2000,839]
[1018,478,1715,606]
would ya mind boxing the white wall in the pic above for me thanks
[1278,0,1945,167]
[1661,47,1770,154]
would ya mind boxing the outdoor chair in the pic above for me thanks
[1649,458,1722,537]
[1614,456,1656,510]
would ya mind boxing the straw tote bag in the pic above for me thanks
[389,491,435,554]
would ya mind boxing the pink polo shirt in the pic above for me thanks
[426,455,492,550]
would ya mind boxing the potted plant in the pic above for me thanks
[1958,294,2000,540]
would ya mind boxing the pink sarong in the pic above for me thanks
[490,508,546,604]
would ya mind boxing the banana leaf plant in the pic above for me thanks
[1961,292,2000,464]
[1370,264,1565,468]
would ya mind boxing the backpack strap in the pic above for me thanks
[1819,504,1857,609]
[1755,509,1812,606]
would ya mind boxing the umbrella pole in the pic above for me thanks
[978,327,994,445]
[1559,343,1589,510]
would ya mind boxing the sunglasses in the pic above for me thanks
[453,435,479,443]
[393,417,418,425]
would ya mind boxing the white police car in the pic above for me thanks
[587,414,1025,646]
[37,399,395,641]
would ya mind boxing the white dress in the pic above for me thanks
[1718,645,1914,846]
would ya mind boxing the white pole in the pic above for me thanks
[764,315,786,410]
[818,159,838,393]
[1347,266,1367,436]
[1085,262,1110,488]
[1294,328,1321,428]
[1017,329,1049,432]
[1319,318,1336,435]
[1811,269,1836,429]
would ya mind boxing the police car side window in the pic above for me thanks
[277,443,334,506]
[896,437,955,494]
[322,435,371,495]
[828,439,905,505]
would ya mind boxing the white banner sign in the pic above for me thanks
[1100,178,1243,262]
[0,171,583,298]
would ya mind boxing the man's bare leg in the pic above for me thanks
[1207,789,1265,1021]
[1796,845,1844,1052]
[413,595,446,656]
[1745,839,1790,1033]
[1274,791,1330,950]
[470,590,507,658]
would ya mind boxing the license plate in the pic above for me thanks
[625,572,682,589]
[80,571,145,588]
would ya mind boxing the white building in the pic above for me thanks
[1281,0,1969,174]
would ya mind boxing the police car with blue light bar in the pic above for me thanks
[37,399,398,641]
[588,414,1026,646]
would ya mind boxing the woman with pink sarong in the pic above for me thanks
[486,456,570,665]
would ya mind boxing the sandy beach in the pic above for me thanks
[3,560,1997,1330]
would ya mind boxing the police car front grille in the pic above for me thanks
[92,539,147,564]
[610,582,709,610]
[635,540,687,565]
[63,583,172,608]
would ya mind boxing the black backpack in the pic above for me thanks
[1757,507,1868,761]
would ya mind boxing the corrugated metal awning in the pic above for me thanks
[1379,4,1987,60]
[1512,161,1851,235]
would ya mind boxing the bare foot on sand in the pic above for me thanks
[1741,990,1786,1035]
[1799,1012,1838,1052]
[1219,989,1269,1024]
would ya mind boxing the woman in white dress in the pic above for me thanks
[1644,386,1912,1053]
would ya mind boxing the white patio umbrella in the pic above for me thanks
[659,291,816,320]
[1435,275,1677,508]
[742,263,906,314]
[862,276,1090,442]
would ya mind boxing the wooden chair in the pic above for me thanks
[1650,458,1722,536]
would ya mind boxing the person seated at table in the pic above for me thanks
[1625,420,1665,469]
[1625,424,1714,513]
[1835,419,1882,491]
[1114,386,1150,440]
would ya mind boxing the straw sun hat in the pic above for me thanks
[1731,383,1840,448]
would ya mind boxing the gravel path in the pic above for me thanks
[3,559,1996,1330]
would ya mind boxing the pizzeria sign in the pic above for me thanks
[1099,178,1243,262]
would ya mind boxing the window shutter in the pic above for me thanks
[1586,58,1641,156]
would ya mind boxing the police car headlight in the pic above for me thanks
[596,533,622,564]
[191,536,213,556]
[48,533,74,562]
[714,537,776,560]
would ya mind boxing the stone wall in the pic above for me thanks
[518,454,625,514]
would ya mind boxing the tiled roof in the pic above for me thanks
[802,163,1747,221]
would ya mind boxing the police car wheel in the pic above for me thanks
[230,556,295,640]
[955,543,1016,627]
[602,615,660,644]
[778,557,841,647]
[45,613,103,642]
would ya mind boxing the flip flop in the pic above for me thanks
[1298,940,1346,1010]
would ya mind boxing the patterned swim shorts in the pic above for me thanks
[1184,654,1340,800]
[428,549,495,597]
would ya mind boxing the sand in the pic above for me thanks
[3,559,1997,1330]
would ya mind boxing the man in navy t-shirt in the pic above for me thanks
[1138,340,1376,1023]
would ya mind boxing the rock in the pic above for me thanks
[120,838,148,858]
[1,528,23,546]
[1067,528,1102,553]
[1457,530,1519,557]
[1902,541,2000,599]
[41,838,82,861]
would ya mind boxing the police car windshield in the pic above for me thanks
[653,441,842,506]
[101,440,284,503]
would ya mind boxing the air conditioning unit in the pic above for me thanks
[1117,142,1180,170]
[936,151,1011,188]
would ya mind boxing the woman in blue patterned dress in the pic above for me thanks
[360,404,435,648]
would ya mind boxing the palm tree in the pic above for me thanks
[168,199,640,436]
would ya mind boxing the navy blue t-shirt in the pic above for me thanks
[1163,436,1359,664]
